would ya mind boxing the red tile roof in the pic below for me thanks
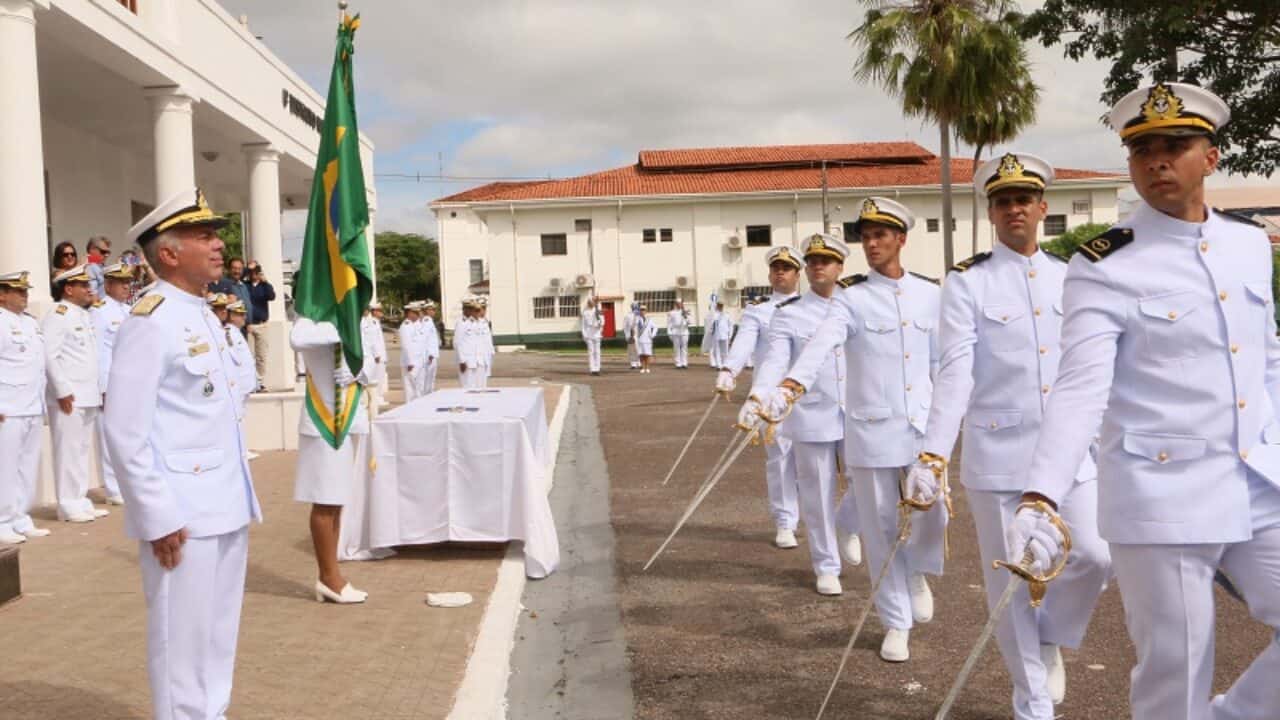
[435,143,1123,204]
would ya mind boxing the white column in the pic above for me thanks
[243,143,294,391]
[0,0,51,307]
[145,86,196,202]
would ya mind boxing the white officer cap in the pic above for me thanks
[102,262,134,281]
[1109,82,1229,144]
[851,197,915,235]
[0,270,33,289]
[800,232,849,262]
[207,293,231,308]
[765,245,803,270]
[227,299,247,314]
[127,188,229,247]
[52,263,91,285]
[368,300,382,311]
[974,152,1055,197]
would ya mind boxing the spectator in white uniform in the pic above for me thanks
[582,296,604,375]
[0,271,51,544]
[666,300,691,369]
[91,261,136,505]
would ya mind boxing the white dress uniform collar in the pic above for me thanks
[1129,200,1213,241]
[866,267,906,290]
[990,238,1053,268]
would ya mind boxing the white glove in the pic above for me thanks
[736,397,765,430]
[1005,504,1066,576]
[334,363,356,387]
[715,370,736,394]
[760,386,797,420]
[904,462,939,505]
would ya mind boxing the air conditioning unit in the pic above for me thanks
[725,235,744,249]
[575,273,595,289]
[548,277,562,289]
[675,275,690,288]
[723,278,740,291]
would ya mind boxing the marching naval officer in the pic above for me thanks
[582,296,604,375]
[742,233,852,596]
[916,156,1110,713]
[397,302,425,402]
[421,301,441,394]
[0,271,51,544]
[90,262,138,506]
[44,263,108,522]
[105,188,262,720]
[715,246,804,549]
[1014,83,1280,720]
[775,201,945,662]
[667,299,691,369]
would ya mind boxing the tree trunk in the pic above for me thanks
[971,142,984,257]
[939,118,955,270]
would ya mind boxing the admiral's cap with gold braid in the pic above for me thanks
[801,232,849,262]
[1109,82,1229,144]
[852,196,914,234]
[765,246,803,270]
[227,300,247,314]
[52,263,91,285]
[0,271,33,289]
[975,152,1055,196]
[126,188,229,247]
[102,262,134,280]
[207,293,231,308]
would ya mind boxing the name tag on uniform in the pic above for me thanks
[188,343,210,357]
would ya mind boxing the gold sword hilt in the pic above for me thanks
[992,500,1074,608]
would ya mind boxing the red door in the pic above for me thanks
[601,302,617,338]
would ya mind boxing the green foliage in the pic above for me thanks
[1040,222,1113,258]
[373,231,438,311]
[217,212,245,262]
[1020,1,1280,176]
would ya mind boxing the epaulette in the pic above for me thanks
[55,304,67,315]
[908,271,940,285]
[838,274,867,288]
[1215,208,1266,228]
[1044,250,1069,263]
[131,294,165,316]
[776,296,801,309]
[1075,227,1134,263]
[91,299,106,308]
[950,252,991,273]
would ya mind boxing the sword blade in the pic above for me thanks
[661,393,721,486]
[933,572,1023,720]
[643,427,758,572]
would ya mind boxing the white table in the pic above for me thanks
[338,387,560,578]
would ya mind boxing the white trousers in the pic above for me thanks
[96,419,121,500]
[585,338,602,372]
[671,335,689,367]
[461,365,487,389]
[710,339,729,368]
[792,440,842,577]
[424,357,439,394]
[765,438,799,530]
[969,483,1110,720]
[627,339,639,367]
[402,366,422,403]
[0,415,42,535]
[140,527,249,720]
[50,404,99,518]
[848,466,948,631]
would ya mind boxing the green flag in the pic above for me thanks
[295,12,373,449]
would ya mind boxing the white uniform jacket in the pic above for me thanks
[104,281,261,541]
[724,292,797,376]
[788,271,939,467]
[750,292,844,443]
[1026,202,1280,545]
[666,309,690,337]
[422,318,441,362]
[90,296,128,392]
[397,319,424,370]
[713,311,735,341]
[43,301,101,408]
[0,308,45,417]
[924,244,1097,491]
[454,318,480,366]
[223,325,256,415]
[291,318,369,439]
[581,309,604,340]
[359,315,386,386]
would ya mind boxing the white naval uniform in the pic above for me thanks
[92,296,129,501]
[455,318,486,390]
[421,318,440,395]
[790,270,945,628]
[0,307,46,537]
[924,245,1108,720]
[359,315,386,412]
[43,300,103,518]
[751,291,847,578]
[623,312,640,368]
[397,319,425,403]
[725,292,800,532]
[1025,202,1280,720]
[582,308,604,372]
[710,311,733,369]
[291,318,370,507]
[479,319,495,385]
[223,325,255,421]
[634,315,657,356]
[104,280,262,720]
[666,309,690,367]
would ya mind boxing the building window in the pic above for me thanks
[634,290,678,313]
[746,225,771,247]
[468,259,484,285]
[1044,214,1068,236]
[642,228,657,243]
[842,221,861,242]
[660,228,673,243]
[1072,200,1091,214]
[575,218,592,232]
[742,285,771,301]
[540,233,567,255]
[925,218,956,233]
[558,295,580,317]
[533,296,557,319]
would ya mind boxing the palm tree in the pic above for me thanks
[849,0,1021,269]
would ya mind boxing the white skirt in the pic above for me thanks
[294,433,366,506]
[637,337,654,355]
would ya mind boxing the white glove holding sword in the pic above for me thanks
[1005,497,1067,575]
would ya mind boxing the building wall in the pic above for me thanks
[42,117,151,253]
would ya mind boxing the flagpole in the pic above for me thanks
[338,0,347,23]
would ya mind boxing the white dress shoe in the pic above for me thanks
[1041,643,1065,704]
[62,513,95,523]
[315,580,368,604]
[20,527,51,538]
[880,628,910,662]
[0,531,27,545]
[774,528,798,549]
[838,532,862,566]
[909,573,934,623]
[105,495,126,506]
[90,507,110,518]
[816,575,843,596]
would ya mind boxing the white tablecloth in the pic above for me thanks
[338,387,560,578]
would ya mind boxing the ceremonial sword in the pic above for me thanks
[933,501,1073,720]
[661,390,728,486]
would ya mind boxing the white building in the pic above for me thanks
[431,142,1126,345]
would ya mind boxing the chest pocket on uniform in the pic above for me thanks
[1136,289,1217,362]
[181,353,222,403]
[981,304,1028,352]
[862,318,899,356]
[1244,283,1274,336]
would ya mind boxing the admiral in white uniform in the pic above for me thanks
[91,262,138,505]
[105,188,262,720]
[0,271,50,544]
[456,297,489,389]
[917,157,1109,711]
[667,300,691,369]
[1016,83,1280,720]
[582,297,604,375]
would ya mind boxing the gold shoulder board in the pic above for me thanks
[55,305,68,315]
[131,294,165,316]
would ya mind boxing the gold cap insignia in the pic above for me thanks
[998,154,1025,179]
[809,235,826,250]
[860,198,880,219]
[1142,84,1185,123]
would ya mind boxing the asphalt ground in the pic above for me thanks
[489,348,1269,720]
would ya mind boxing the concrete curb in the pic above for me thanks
[447,383,573,720]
